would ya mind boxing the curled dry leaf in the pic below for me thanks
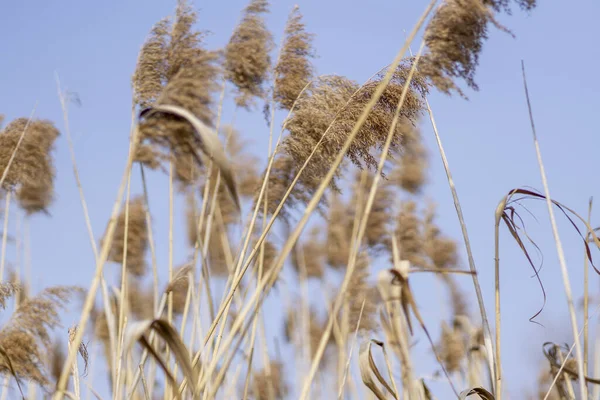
[124,318,198,398]
[359,339,398,400]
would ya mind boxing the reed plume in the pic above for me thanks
[106,196,149,277]
[225,0,273,108]
[423,205,467,316]
[0,282,20,309]
[388,123,427,194]
[132,18,170,109]
[135,0,220,173]
[392,201,426,267]
[251,361,288,399]
[291,226,324,279]
[420,0,535,95]
[351,170,394,249]
[346,252,378,333]
[283,62,427,199]
[438,320,466,373]
[325,193,352,269]
[0,118,60,214]
[274,5,315,110]
[127,281,154,320]
[0,286,78,387]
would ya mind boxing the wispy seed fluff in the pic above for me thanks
[273,5,315,110]
[134,0,220,172]
[0,118,60,215]
[186,195,231,277]
[0,286,78,387]
[291,226,325,279]
[388,122,427,194]
[106,196,149,277]
[438,321,466,373]
[326,193,353,269]
[350,170,394,249]
[282,61,428,200]
[259,151,313,221]
[346,252,378,333]
[424,205,467,317]
[420,0,536,96]
[391,201,427,267]
[225,0,273,108]
[251,361,288,400]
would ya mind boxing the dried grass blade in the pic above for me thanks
[140,104,240,211]
[358,341,389,400]
[124,319,198,397]
[358,340,398,400]
[459,387,495,400]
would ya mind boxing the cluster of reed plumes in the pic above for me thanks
[7,0,599,399]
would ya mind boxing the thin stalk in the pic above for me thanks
[114,169,133,400]
[494,198,507,399]
[0,193,10,282]
[522,60,587,398]
[54,118,142,400]
[425,95,495,393]
[56,76,119,391]
[584,198,593,383]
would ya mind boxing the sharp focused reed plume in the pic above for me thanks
[134,0,220,172]
[274,5,315,110]
[106,196,149,277]
[420,0,536,95]
[282,61,427,204]
[0,118,60,214]
[225,0,273,108]
[132,18,170,109]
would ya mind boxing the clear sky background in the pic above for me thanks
[1,0,600,399]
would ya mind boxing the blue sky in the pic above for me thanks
[1,0,600,398]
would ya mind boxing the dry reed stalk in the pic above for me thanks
[0,194,10,284]
[55,77,123,394]
[522,61,587,398]
[582,199,594,385]
[196,12,434,397]
[53,108,142,400]
[114,169,133,400]
[424,91,496,393]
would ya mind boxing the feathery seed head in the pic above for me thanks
[106,196,149,277]
[225,0,273,108]
[274,5,316,110]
